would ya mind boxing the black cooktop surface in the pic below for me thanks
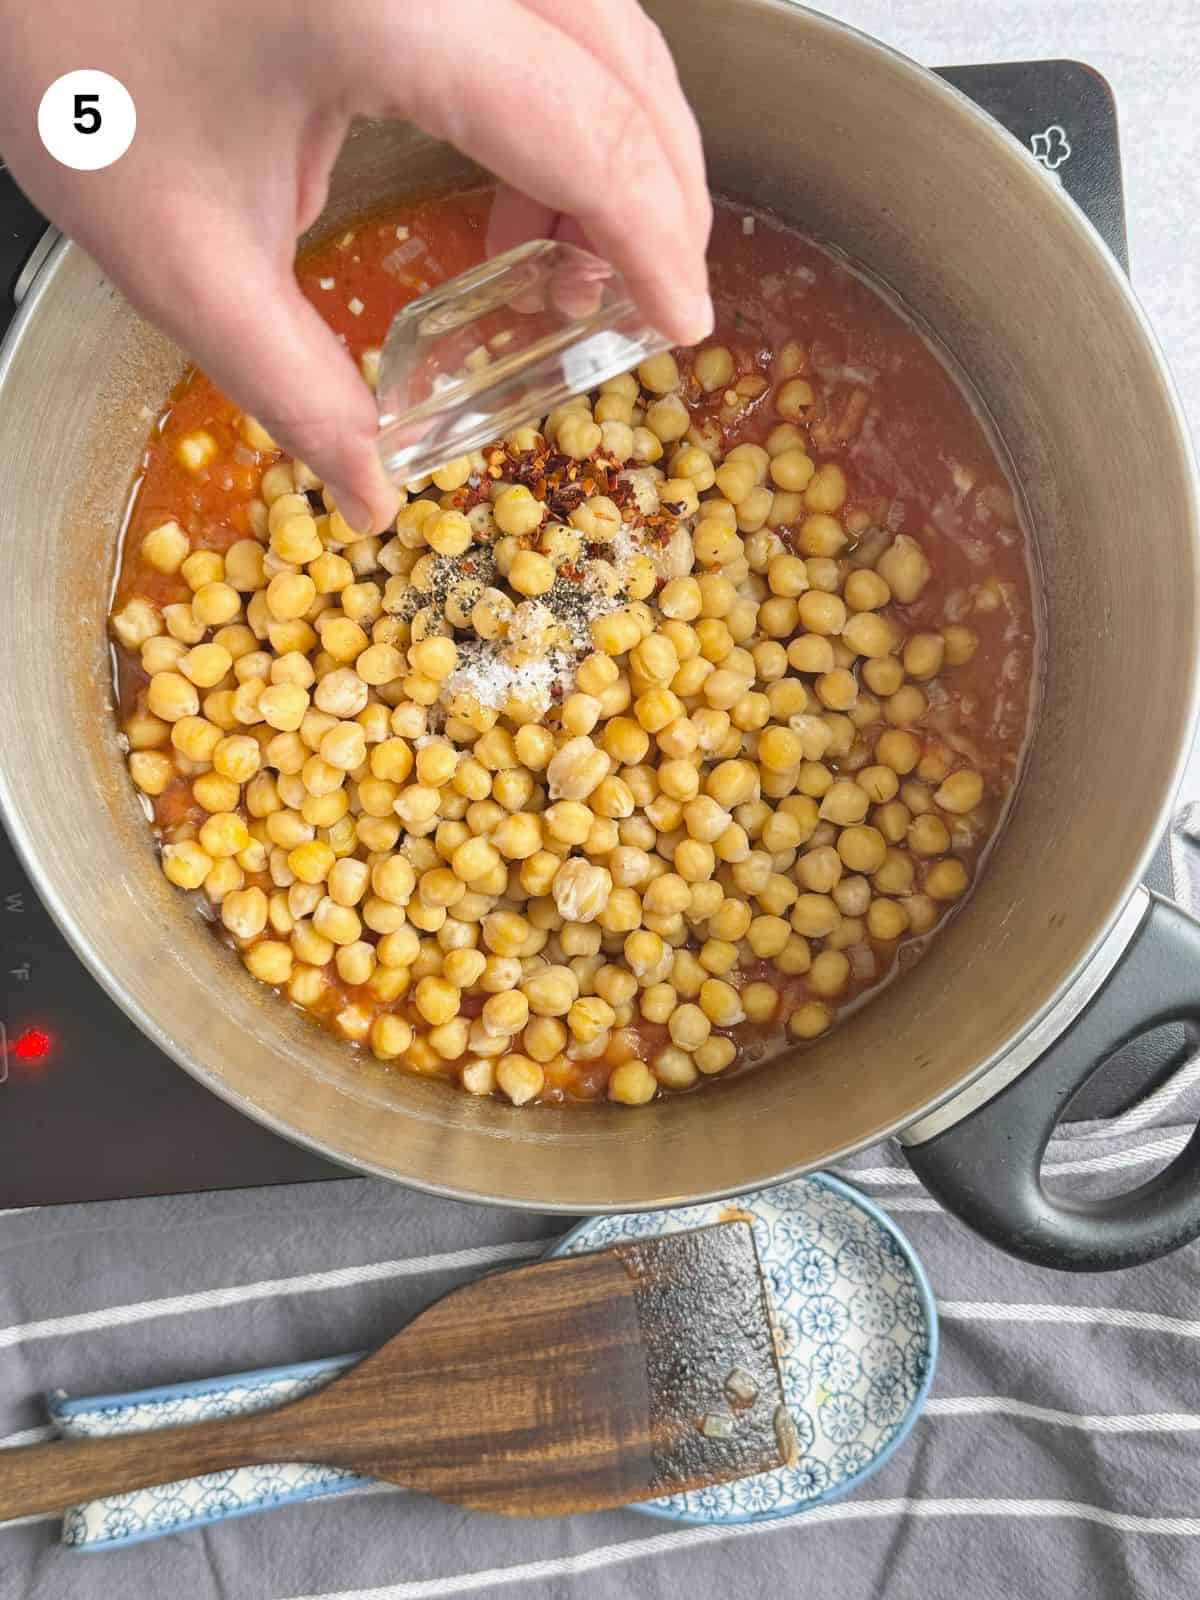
[0,60,1178,1208]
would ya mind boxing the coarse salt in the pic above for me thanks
[348,297,365,317]
[318,277,335,290]
[443,640,571,715]
[610,520,644,567]
[742,215,756,235]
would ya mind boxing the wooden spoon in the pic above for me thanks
[0,1221,790,1522]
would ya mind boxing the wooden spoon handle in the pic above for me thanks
[0,1410,308,1521]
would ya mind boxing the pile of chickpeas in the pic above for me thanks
[111,339,986,1107]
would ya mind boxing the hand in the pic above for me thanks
[0,0,712,532]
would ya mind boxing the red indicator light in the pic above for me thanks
[13,1028,51,1062]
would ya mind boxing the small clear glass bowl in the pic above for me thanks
[374,239,669,486]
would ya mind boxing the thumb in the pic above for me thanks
[138,251,400,535]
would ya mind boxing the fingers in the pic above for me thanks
[373,0,712,345]
[119,222,400,534]
[516,0,710,244]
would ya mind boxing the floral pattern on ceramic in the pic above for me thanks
[550,1173,938,1526]
[47,1174,935,1548]
[49,1354,366,1550]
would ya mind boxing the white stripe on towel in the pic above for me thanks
[924,1397,1200,1433]
[939,1302,1200,1338]
[0,1425,55,1449]
[283,1497,1200,1599]
[0,1238,545,1352]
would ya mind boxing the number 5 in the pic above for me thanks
[73,93,101,135]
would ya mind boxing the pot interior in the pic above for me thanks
[0,0,1196,1208]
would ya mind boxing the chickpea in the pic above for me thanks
[804,463,848,513]
[546,737,609,801]
[844,568,891,611]
[668,1004,711,1052]
[905,894,939,935]
[698,978,744,1027]
[942,624,979,666]
[266,572,316,623]
[818,780,869,826]
[815,668,858,711]
[909,814,952,856]
[775,377,815,420]
[706,759,758,810]
[838,826,888,874]
[867,897,910,941]
[524,965,578,1016]
[788,1001,832,1039]
[568,995,616,1043]
[935,769,985,814]
[873,849,916,897]
[806,949,849,998]
[796,590,846,636]
[765,553,808,599]
[797,845,842,894]
[877,535,932,602]
[653,1046,699,1090]
[636,351,678,393]
[926,858,971,900]
[512,1017,561,1067]
[608,1058,658,1105]
[857,656,902,700]
[497,1054,545,1105]
[690,1036,734,1077]
[884,685,927,728]
[769,448,815,494]
[369,1015,414,1061]
[479,990,530,1039]
[142,520,190,574]
[791,894,840,939]
[693,345,734,392]
[162,840,213,890]
[903,632,945,681]
[659,577,702,622]
[841,612,899,660]
[741,981,779,1023]
[147,671,200,724]
[413,975,460,1027]
[869,731,917,779]
[245,941,293,987]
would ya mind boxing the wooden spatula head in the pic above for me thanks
[295,1218,787,1515]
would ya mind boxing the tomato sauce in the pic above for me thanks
[109,187,1038,1103]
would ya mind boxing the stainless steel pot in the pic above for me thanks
[2,0,1199,1267]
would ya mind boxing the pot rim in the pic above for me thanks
[3,6,1199,1210]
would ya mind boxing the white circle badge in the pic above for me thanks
[37,70,136,171]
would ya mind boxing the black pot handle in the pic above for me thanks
[904,892,1200,1271]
